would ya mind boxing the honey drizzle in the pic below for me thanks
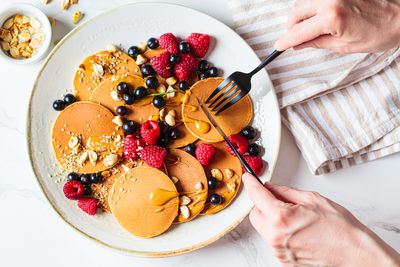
[149,189,179,206]
[165,156,189,167]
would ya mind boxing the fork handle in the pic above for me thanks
[248,50,283,77]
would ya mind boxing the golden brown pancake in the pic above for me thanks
[182,78,253,142]
[109,166,179,238]
[90,74,159,123]
[51,101,123,173]
[197,141,243,215]
[74,51,141,101]
[165,149,208,223]
[92,160,168,212]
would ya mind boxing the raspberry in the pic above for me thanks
[141,120,160,145]
[150,51,173,78]
[140,145,167,169]
[159,33,179,54]
[195,143,216,165]
[77,197,98,215]
[63,180,84,200]
[242,155,263,176]
[174,53,198,80]
[186,33,210,58]
[123,135,146,161]
[225,134,248,156]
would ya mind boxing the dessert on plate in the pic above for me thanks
[50,32,267,238]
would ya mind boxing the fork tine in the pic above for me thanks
[215,90,246,115]
[205,78,230,104]
[208,82,236,108]
[211,85,239,111]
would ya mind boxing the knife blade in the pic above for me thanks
[195,96,263,185]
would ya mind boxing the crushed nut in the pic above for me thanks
[92,63,104,76]
[101,170,111,178]
[1,41,10,51]
[159,108,165,119]
[135,54,147,65]
[9,46,19,58]
[194,182,203,190]
[211,168,223,181]
[72,11,83,24]
[121,164,131,172]
[166,77,177,86]
[138,41,147,52]
[106,44,117,52]
[164,114,175,126]
[167,109,176,117]
[30,17,41,29]
[88,150,98,166]
[71,0,78,4]
[110,90,122,101]
[171,176,179,183]
[112,116,123,127]
[157,84,166,93]
[227,180,236,192]
[103,154,118,167]
[77,151,88,165]
[3,18,13,30]
[61,0,70,10]
[225,168,233,179]
[180,195,191,205]
[179,205,190,219]
[68,136,79,148]
[166,86,175,99]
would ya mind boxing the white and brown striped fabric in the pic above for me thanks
[228,0,400,174]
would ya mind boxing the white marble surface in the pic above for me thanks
[0,0,399,266]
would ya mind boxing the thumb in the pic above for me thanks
[242,172,285,214]
[293,34,344,52]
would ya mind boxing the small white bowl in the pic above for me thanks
[0,3,52,64]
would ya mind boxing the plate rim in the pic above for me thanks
[26,2,282,257]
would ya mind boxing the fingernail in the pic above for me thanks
[242,172,251,183]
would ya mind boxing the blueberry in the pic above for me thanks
[185,143,196,156]
[207,67,219,77]
[147,37,159,49]
[240,126,257,140]
[122,120,138,135]
[116,105,127,116]
[152,95,166,109]
[145,76,159,89]
[90,173,101,184]
[179,41,190,54]
[157,136,170,147]
[67,172,79,181]
[134,86,147,99]
[169,54,180,64]
[178,81,189,91]
[83,185,92,196]
[158,121,169,136]
[123,92,135,105]
[141,64,155,76]
[248,143,261,156]
[207,177,219,190]
[127,46,141,58]
[210,193,222,205]
[117,82,129,94]
[80,174,90,185]
[63,94,76,105]
[198,60,210,73]
[169,128,181,140]
[198,73,208,80]
[53,99,65,111]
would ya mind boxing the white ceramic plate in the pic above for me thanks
[27,3,281,257]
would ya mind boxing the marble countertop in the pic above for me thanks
[1,0,399,266]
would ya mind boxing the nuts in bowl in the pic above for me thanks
[0,3,52,64]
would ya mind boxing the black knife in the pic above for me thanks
[195,96,263,185]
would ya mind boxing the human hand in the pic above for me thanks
[242,173,400,266]
[274,0,400,53]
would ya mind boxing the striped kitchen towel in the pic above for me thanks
[228,0,400,174]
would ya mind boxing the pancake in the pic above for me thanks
[182,78,253,142]
[73,50,141,101]
[197,141,243,215]
[165,149,208,223]
[91,160,168,212]
[109,166,179,238]
[51,101,124,173]
[90,74,159,123]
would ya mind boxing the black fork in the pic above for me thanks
[205,50,283,115]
